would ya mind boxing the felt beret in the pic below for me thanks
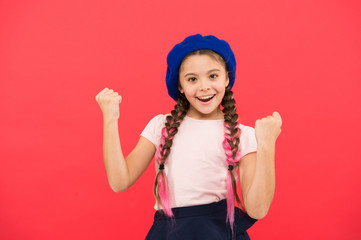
[166,33,236,101]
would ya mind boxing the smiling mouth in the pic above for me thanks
[196,95,215,102]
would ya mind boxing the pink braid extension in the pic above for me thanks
[223,121,242,236]
[155,117,177,218]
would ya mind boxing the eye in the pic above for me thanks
[188,77,196,82]
[210,74,218,79]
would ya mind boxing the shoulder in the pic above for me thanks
[148,113,170,123]
[141,113,171,146]
[238,123,255,135]
[144,113,171,128]
[237,122,257,157]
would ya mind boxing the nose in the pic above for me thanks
[199,79,210,91]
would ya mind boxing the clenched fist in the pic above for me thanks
[95,87,122,120]
[255,111,282,148]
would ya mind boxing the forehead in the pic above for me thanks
[179,54,224,72]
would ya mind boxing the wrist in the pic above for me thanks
[257,141,275,151]
[103,116,119,124]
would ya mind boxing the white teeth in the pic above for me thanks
[198,95,214,100]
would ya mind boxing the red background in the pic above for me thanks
[1,0,360,239]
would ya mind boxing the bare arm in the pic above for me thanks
[97,88,156,193]
[102,118,128,192]
[239,144,275,220]
[239,112,281,219]
[103,117,156,192]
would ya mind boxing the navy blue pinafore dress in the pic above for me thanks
[145,199,257,240]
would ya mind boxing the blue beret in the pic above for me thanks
[166,34,236,101]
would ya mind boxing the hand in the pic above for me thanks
[255,111,282,147]
[95,87,122,120]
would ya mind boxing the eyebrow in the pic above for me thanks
[183,69,220,78]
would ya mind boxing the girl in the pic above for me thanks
[95,34,282,240]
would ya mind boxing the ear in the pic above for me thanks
[178,83,184,93]
[225,74,230,88]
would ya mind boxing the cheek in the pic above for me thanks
[182,90,192,100]
[215,83,226,93]
[184,86,197,96]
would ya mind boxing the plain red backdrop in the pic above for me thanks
[0,0,360,239]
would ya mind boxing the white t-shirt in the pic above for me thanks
[140,114,258,210]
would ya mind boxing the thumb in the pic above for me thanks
[273,111,282,124]
[273,111,280,118]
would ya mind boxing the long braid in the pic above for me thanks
[155,49,244,238]
[153,93,189,221]
[221,86,247,239]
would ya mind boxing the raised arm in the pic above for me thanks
[238,112,282,219]
[96,88,156,192]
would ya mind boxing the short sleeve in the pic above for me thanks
[140,114,166,147]
[239,126,258,159]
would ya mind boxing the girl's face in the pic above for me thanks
[178,54,229,120]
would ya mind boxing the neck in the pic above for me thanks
[186,108,224,120]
